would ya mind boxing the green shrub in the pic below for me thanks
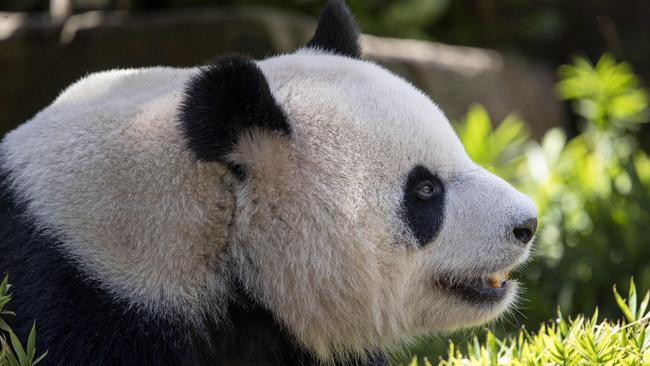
[0,275,46,366]
[434,278,650,365]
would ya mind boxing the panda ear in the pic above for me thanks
[306,0,361,58]
[179,54,291,177]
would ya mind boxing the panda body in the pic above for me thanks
[0,1,537,365]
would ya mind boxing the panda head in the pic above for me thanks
[180,0,538,359]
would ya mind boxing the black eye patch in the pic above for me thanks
[401,165,445,247]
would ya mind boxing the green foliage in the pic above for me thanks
[0,276,46,366]
[556,54,648,129]
[454,105,529,181]
[437,279,650,365]
[406,356,433,366]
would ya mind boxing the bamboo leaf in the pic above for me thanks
[26,323,36,363]
[638,290,650,319]
[629,278,638,321]
[0,276,8,297]
[31,351,47,366]
[8,331,26,366]
[614,284,635,322]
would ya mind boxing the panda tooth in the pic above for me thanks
[487,276,501,289]
[486,271,509,288]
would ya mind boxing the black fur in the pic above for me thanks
[0,173,387,366]
[306,0,361,58]
[179,54,291,178]
[401,165,446,247]
[0,178,197,365]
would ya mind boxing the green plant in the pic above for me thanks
[556,54,648,129]
[524,54,649,322]
[454,104,529,183]
[436,278,650,365]
[0,276,46,366]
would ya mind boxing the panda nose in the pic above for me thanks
[512,217,537,245]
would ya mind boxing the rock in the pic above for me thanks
[0,7,563,137]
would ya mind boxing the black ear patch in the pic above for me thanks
[179,55,291,176]
[306,0,361,58]
[401,166,446,247]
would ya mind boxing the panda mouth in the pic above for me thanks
[435,271,510,304]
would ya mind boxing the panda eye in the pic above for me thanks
[415,180,440,200]
[402,166,445,247]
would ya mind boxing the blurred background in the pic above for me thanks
[1,0,649,364]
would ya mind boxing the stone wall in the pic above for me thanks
[0,7,563,136]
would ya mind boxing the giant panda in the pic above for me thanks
[0,1,538,365]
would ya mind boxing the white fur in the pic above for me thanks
[0,68,234,322]
[0,50,536,358]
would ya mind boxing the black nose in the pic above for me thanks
[513,218,537,245]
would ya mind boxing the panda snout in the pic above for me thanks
[511,217,537,245]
